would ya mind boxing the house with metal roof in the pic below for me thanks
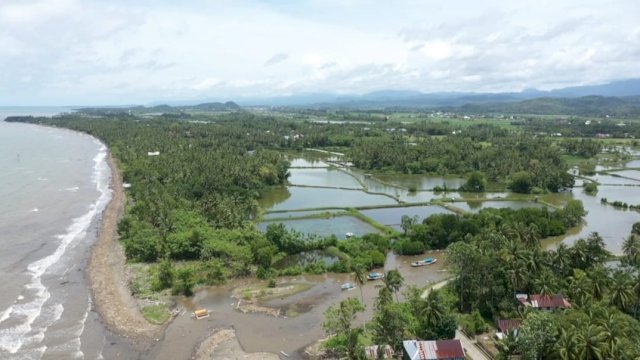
[496,319,522,340]
[402,339,465,360]
[518,294,571,310]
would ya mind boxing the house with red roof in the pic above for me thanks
[496,319,522,340]
[518,294,571,310]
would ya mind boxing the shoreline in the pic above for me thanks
[87,150,163,345]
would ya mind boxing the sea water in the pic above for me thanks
[0,108,113,359]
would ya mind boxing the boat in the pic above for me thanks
[341,282,355,290]
[193,309,210,320]
[367,272,385,280]
[345,232,354,238]
[411,258,437,267]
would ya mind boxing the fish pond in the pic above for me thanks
[258,151,640,255]
[257,215,380,240]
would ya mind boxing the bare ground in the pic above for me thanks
[193,328,280,360]
[87,152,162,344]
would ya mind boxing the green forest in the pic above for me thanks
[8,111,640,359]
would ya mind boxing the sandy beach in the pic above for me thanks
[87,152,162,346]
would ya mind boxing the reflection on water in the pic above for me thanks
[259,187,397,211]
[288,168,361,188]
[551,188,639,255]
[288,158,329,168]
[360,205,454,231]
[261,210,337,220]
[273,250,338,269]
[609,170,640,181]
[626,159,640,168]
[257,216,380,239]
[588,173,640,185]
[260,155,640,254]
[375,173,466,190]
[452,200,550,213]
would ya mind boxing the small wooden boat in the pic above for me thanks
[367,272,385,281]
[411,258,437,267]
[341,282,355,290]
[194,309,210,320]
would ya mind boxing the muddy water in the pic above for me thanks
[545,188,639,254]
[148,254,448,360]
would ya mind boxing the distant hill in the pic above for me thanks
[78,101,242,115]
[457,95,640,117]
[233,79,640,109]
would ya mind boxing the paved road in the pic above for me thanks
[455,330,491,360]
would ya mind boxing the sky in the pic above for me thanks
[1,0,639,105]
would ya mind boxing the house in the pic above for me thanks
[364,345,395,359]
[518,294,571,310]
[496,319,522,340]
[402,339,465,360]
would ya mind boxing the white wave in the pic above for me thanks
[0,144,111,356]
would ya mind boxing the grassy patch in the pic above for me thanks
[142,305,171,325]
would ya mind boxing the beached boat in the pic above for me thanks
[193,309,210,320]
[367,272,385,280]
[411,258,437,267]
[341,282,355,290]
[345,232,354,238]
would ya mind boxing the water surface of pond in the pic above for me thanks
[259,187,397,211]
[374,173,466,190]
[451,200,550,213]
[551,189,639,255]
[608,170,640,181]
[288,168,362,188]
[288,158,330,168]
[360,205,454,231]
[261,210,340,220]
[273,250,338,269]
[257,216,380,239]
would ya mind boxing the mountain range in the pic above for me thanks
[229,79,640,109]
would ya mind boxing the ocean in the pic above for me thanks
[0,108,114,359]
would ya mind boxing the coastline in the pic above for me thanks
[87,150,162,345]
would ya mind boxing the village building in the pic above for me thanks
[518,294,571,310]
[402,339,465,360]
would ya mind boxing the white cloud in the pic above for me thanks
[0,0,638,105]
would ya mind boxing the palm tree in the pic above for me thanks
[597,310,619,358]
[633,272,640,318]
[622,235,640,266]
[568,270,592,307]
[610,271,634,312]
[554,327,576,360]
[574,324,606,360]
[420,289,445,328]
[496,329,519,360]
[353,265,367,303]
[533,269,557,297]
[586,266,610,301]
[553,243,571,276]
[383,269,404,302]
